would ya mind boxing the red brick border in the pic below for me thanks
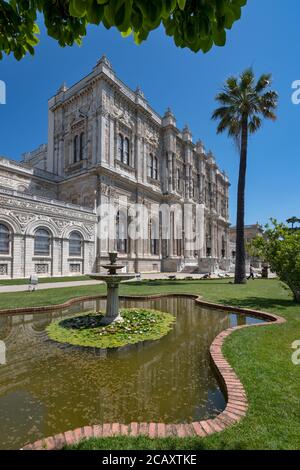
[16,294,285,450]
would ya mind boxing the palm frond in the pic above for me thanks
[212,106,235,121]
[215,92,238,106]
[226,76,238,91]
[249,116,262,133]
[240,68,255,92]
[212,68,278,142]
[255,73,272,93]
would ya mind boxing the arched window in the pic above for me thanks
[124,137,130,165]
[118,134,124,162]
[34,228,51,256]
[116,211,128,254]
[79,133,84,161]
[69,231,83,257]
[150,219,159,255]
[0,224,10,254]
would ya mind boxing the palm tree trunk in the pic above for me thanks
[235,114,248,284]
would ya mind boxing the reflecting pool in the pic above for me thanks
[0,296,263,449]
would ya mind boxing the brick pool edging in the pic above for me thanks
[19,294,285,450]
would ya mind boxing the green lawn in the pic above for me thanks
[1,278,299,449]
[0,275,90,286]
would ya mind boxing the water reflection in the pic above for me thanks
[0,297,263,449]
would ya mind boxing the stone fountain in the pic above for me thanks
[88,252,136,324]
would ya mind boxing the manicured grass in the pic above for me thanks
[66,436,208,450]
[0,283,106,309]
[0,275,90,286]
[46,308,175,348]
[1,278,299,449]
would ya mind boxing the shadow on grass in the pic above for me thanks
[127,280,231,287]
[64,435,249,451]
[217,296,296,312]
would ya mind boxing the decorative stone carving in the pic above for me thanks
[0,264,8,275]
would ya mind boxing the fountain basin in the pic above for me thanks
[88,253,136,324]
[88,273,136,283]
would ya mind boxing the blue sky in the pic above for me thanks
[0,0,299,226]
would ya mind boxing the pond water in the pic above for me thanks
[0,296,263,449]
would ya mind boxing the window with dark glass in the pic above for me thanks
[34,229,51,256]
[153,156,158,180]
[73,135,79,163]
[221,237,226,258]
[116,211,128,254]
[118,134,124,161]
[0,224,10,254]
[79,133,84,161]
[69,231,83,257]
[149,154,158,180]
[149,154,153,178]
[177,169,181,190]
[176,239,182,256]
[124,137,130,165]
[150,220,159,255]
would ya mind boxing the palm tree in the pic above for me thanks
[287,217,300,229]
[212,69,278,284]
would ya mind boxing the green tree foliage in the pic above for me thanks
[0,0,247,60]
[251,220,300,303]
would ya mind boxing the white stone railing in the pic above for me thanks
[0,186,96,215]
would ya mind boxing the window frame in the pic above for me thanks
[153,156,158,180]
[73,135,79,163]
[149,219,159,256]
[116,210,128,254]
[0,223,11,255]
[34,228,51,257]
[79,132,84,161]
[123,137,130,165]
[118,133,124,162]
[69,231,83,258]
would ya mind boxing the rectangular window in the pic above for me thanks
[153,157,158,180]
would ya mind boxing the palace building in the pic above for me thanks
[0,55,230,279]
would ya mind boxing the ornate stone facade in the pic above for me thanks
[0,56,230,278]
